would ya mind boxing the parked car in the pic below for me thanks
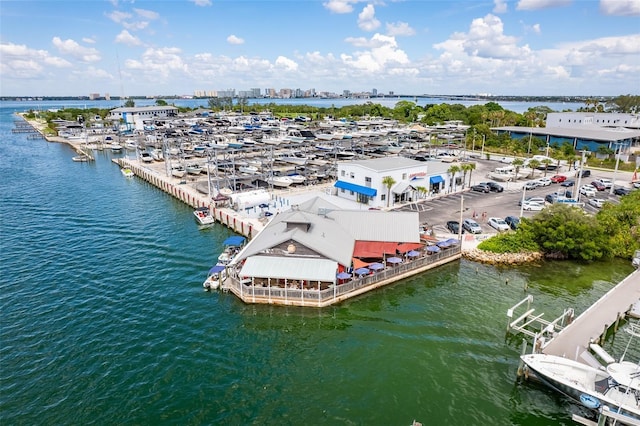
[591,180,606,191]
[462,218,482,234]
[471,183,491,193]
[522,201,545,211]
[488,217,510,232]
[588,198,606,208]
[480,181,504,192]
[579,185,596,197]
[634,181,640,189]
[594,178,613,189]
[560,180,575,187]
[536,177,552,187]
[550,175,567,183]
[576,169,591,178]
[504,216,520,230]
[614,187,631,196]
[519,196,545,206]
[524,181,540,190]
[446,220,464,234]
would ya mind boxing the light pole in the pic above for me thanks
[519,184,526,218]
[609,142,622,196]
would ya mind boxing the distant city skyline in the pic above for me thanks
[1,0,638,97]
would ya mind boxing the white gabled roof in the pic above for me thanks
[240,257,338,282]
[327,210,420,243]
[347,156,425,172]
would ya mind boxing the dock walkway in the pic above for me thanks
[542,269,640,360]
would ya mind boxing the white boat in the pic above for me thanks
[171,165,186,178]
[186,163,204,175]
[238,165,259,175]
[203,264,226,291]
[521,324,640,420]
[139,151,154,163]
[193,206,215,226]
[111,143,123,152]
[267,176,294,188]
[287,174,306,184]
[121,168,134,178]
[279,154,308,166]
[123,139,138,150]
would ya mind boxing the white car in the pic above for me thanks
[537,177,552,187]
[524,181,540,190]
[488,217,510,232]
[594,178,613,189]
[522,200,545,211]
[589,198,606,208]
[633,181,640,189]
[579,185,597,197]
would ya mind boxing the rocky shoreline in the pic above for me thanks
[462,248,543,265]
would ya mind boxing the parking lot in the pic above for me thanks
[395,158,635,236]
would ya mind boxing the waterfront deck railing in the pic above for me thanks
[223,245,462,307]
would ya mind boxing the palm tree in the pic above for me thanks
[447,164,461,192]
[541,159,553,176]
[460,162,475,188]
[382,175,396,208]
[415,186,427,199]
[527,159,541,178]
[512,158,525,181]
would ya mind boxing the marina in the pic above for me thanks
[3,101,639,425]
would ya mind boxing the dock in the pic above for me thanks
[507,269,640,364]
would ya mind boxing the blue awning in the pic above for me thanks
[223,236,246,246]
[334,181,377,197]
[430,175,445,184]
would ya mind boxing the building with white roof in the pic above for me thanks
[108,105,178,132]
[334,157,458,208]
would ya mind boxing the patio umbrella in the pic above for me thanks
[336,272,351,279]
[368,262,384,271]
[406,250,420,257]
[445,238,460,245]
[386,256,403,264]
[354,267,370,275]
[426,245,441,253]
[436,240,451,248]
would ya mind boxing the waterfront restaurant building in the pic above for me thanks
[333,157,457,209]
[222,196,461,307]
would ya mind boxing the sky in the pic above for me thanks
[1,0,639,97]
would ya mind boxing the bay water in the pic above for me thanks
[0,102,633,425]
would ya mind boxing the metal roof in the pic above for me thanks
[240,256,338,282]
[493,126,640,142]
[327,210,420,243]
[348,156,425,172]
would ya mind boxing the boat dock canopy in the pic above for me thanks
[223,236,246,246]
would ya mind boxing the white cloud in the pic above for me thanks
[124,47,188,80]
[275,56,299,71]
[123,20,149,31]
[0,42,71,80]
[341,33,409,72]
[600,0,640,16]
[227,35,245,45]
[358,4,380,31]
[134,8,159,20]
[516,0,571,10]
[115,30,143,46]
[83,37,96,44]
[323,0,356,14]
[386,21,416,37]
[460,14,531,59]
[532,23,541,34]
[493,0,508,13]
[107,10,132,24]
[52,37,101,62]
[190,0,212,6]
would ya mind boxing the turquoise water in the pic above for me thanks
[0,103,633,425]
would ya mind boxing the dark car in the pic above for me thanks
[471,183,491,193]
[446,220,464,234]
[560,180,575,187]
[614,187,631,196]
[576,169,591,178]
[591,181,606,191]
[480,181,504,192]
[504,216,520,230]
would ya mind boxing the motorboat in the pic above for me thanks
[238,165,259,175]
[287,173,306,184]
[139,151,154,163]
[521,323,640,420]
[216,236,246,265]
[111,143,123,152]
[267,176,294,188]
[121,168,134,178]
[186,163,204,175]
[193,206,215,226]
[203,264,226,291]
[72,154,92,162]
[171,165,186,178]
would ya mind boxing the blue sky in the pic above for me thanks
[1,0,639,97]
